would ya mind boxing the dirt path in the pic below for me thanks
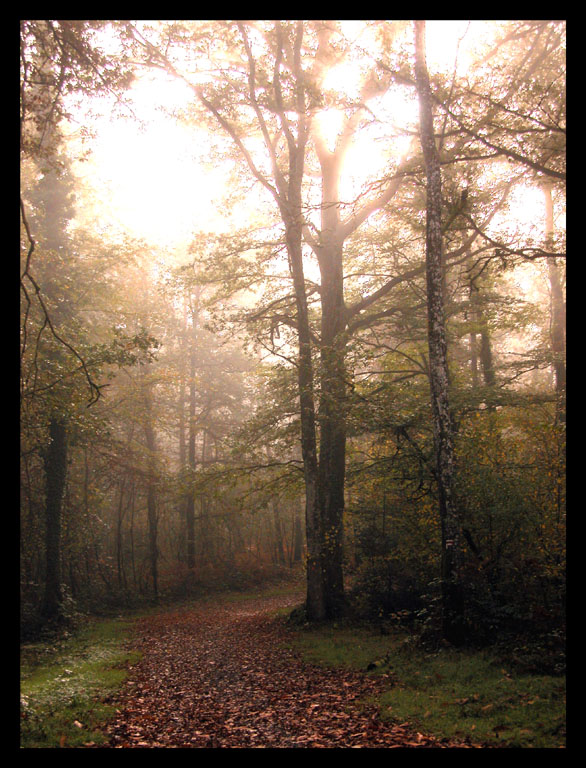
[97,591,478,748]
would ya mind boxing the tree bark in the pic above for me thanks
[271,22,325,620]
[285,212,325,620]
[314,162,347,619]
[414,19,465,646]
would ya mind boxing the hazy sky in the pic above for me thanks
[70,21,505,251]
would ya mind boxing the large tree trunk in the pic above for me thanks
[285,213,325,620]
[41,417,67,621]
[316,238,347,618]
[414,20,465,646]
[311,81,351,619]
[275,22,326,621]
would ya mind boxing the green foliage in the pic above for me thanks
[344,396,565,659]
[454,405,565,646]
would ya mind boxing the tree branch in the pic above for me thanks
[20,197,104,406]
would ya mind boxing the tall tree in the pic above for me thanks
[127,20,326,617]
[116,19,564,624]
[414,20,464,645]
[21,147,77,623]
[185,291,200,571]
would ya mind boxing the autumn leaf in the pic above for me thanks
[94,593,482,749]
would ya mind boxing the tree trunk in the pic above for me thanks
[542,180,566,422]
[276,23,325,620]
[186,338,197,570]
[178,296,188,564]
[414,20,465,646]
[116,476,127,590]
[311,88,351,619]
[129,479,137,589]
[316,240,347,618]
[272,501,286,565]
[143,383,159,599]
[469,277,496,387]
[292,502,303,564]
[41,417,67,621]
[285,213,325,620]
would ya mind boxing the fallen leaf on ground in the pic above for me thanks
[90,592,484,749]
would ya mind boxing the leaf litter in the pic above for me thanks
[92,593,482,748]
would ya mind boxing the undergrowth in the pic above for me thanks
[20,615,141,748]
[288,622,566,748]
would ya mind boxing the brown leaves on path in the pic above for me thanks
[95,592,479,749]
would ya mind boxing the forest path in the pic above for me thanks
[97,589,476,748]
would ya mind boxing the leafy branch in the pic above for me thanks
[20,197,105,406]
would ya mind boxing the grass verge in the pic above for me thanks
[289,624,565,748]
[20,615,141,748]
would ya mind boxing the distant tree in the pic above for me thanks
[142,373,160,598]
[542,180,566,423]
[20,148,160,624]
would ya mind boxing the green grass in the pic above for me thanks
[289,625,566,748]
[20,616,141,748]
[18,583,301,749]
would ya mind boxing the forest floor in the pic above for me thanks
[89,589,484,749]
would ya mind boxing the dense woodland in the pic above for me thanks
[20,21,565,658]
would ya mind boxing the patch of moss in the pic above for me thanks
[290,624,566,748]
[20,616,141,748]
